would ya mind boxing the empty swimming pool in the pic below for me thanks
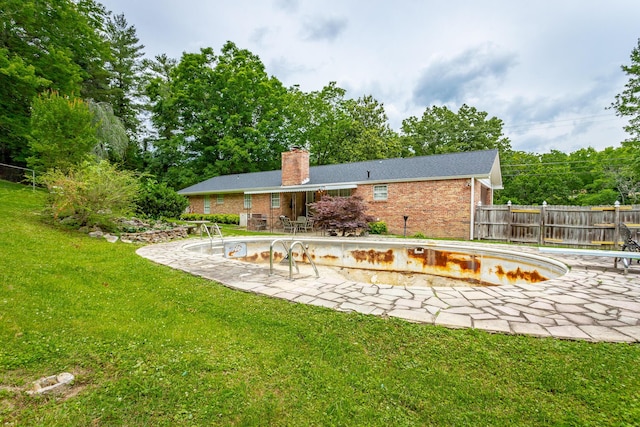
[186,237,567,287]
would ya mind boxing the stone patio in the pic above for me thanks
[136,237,640,343]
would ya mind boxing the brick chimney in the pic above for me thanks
[281,147,309,186]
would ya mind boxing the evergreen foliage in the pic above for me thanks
[136,179,189,219]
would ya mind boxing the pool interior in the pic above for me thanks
[186,238,568,288]
[335,266,496,287]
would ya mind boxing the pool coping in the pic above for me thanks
[137,236,640,343]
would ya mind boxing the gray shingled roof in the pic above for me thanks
[178,149,502,195]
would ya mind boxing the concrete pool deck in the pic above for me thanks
[137,237,640,343]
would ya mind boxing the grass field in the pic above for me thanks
[1,179,639,426]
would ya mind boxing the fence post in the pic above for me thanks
[614,201,621,250]
[539,201,547,246]
[475,201,482,240]
[507,200,512,243]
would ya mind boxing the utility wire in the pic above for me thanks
[503,113,620,132]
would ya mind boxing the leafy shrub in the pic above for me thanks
[40,160,139,230]
[368,221,387,235]
[573,189,619,206]
[180,213,240,225]
[136,180,189,219]
[28,91,97,173]
[411,232,427,239]
[309,195,374,236]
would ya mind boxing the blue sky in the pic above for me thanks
[99,0,640,153]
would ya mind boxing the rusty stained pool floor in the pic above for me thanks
[137,237,640,343]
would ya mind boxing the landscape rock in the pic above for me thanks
[104,234,119,243]
[120,227,189,244]
[27,372,74,395]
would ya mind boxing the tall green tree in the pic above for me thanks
[496,147,639,206]
[146,43,291,186]
[0,49,49,163]
[401,104,511,156]
[499,150,585,205]
[341,95,404,162]
[598,146,640,204]
[200,42,290,176]
[611,38,640,144]
[285,84,403,165]
[0,0,111,165]
[142,54,186,184]
[611,38,640,200]
[28,91,97,173]
[104,12,145,140]
[297,82,354,165]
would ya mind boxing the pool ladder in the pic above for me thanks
[269,239,319,280]
[202,222,224,247]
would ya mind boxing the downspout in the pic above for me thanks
[469,178,475,240]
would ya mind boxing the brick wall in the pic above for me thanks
[281,148,309,186]
[188,193,286,228]
[189,194,245,215]
[188,177,487,239]
[190,196,205,213]
[353,178,474,239]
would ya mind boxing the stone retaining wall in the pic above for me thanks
[120,227,189,244]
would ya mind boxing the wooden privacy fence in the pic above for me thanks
[474,202,640,249]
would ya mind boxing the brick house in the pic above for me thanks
[177,148,502,239]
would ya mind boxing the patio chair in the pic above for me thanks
[296,216,312,232]
[621,223,640,253]
[618,223,640,267]
[280,216,296,233]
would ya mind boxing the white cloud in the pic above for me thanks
[100,0,640,153]
[301,16,348,42]
[412,43,518,106]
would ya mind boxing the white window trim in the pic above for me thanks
[244,194,252,209]
[204,195,211,213]
[216,194,224,204]
[271,193,280,208]
[373,184,388,201]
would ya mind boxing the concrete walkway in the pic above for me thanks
[136,237,640,343]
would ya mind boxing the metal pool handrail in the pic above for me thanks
[209,222,223,247]
[269,238,319,280]
[289,241,319,280]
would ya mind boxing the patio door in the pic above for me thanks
[305,191,316,216]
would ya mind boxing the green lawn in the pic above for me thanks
[1,179,639,426]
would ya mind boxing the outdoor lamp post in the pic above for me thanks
[403,215,409,237]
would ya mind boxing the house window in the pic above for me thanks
[216,194,224,204]
[271,193,280,208]
[373,185,388,201]
[244,194,252,209]
[204,195,211,214]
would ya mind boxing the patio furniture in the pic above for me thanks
[280,216,296,233]
[296,216,312,232]
[248,213,267,231]
[618,223,640,267]
[184,220,211,238]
